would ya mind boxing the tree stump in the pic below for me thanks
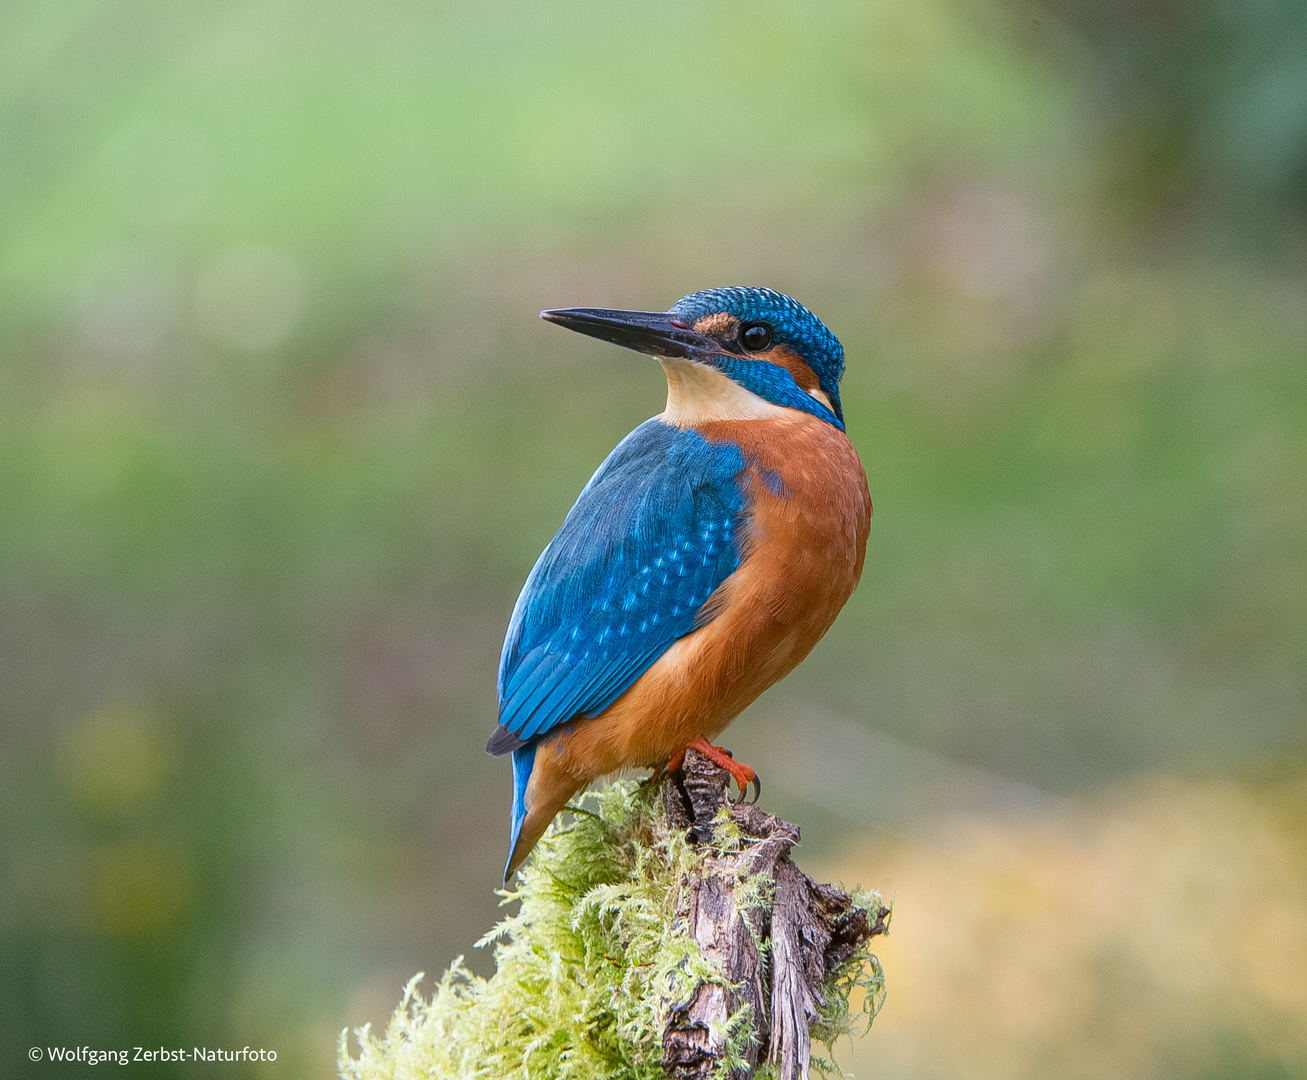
[659,749,890,1080]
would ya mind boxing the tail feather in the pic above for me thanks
[504,744,536,882]
[502,743,583,884]
[487,723,527,756]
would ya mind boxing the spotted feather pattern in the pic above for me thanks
[488,419,747,752]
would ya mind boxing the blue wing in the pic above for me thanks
[487,419,748,754]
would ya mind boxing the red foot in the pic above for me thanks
[667,737,760,803]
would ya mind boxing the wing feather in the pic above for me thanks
[487,419,747,753]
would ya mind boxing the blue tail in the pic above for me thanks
[504,744,536,883]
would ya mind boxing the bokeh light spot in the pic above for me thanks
[194,243,305,351]
[88,841,192,938]
[60,707,169,814]
[69,246,180,369]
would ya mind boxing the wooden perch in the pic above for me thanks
[659,749,890,1080]
[339,761,887,1080]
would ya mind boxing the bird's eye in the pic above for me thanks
[741,323,773,351]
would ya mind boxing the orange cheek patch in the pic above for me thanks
[769,348,821,393]
[693,313,739,336]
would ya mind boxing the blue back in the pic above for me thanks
[492,419,748,750]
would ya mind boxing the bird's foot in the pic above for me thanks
[668,737,761,804]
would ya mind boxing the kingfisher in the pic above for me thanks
[487,287,870,881]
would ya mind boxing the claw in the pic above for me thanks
[729,769,762,805]
[673,736,758,805]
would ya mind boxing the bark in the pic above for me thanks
[659,749,889,1080]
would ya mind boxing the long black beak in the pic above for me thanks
[540,307,712,360]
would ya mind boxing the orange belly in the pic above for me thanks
[524,411,870,811]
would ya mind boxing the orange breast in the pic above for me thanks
[534,411,871,786]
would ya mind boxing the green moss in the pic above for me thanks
[338,781,886,1080]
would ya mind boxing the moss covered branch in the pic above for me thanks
[339,750,889,1080]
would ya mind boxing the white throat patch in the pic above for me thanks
[657,358,791,427]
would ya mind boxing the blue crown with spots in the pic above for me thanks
[670,287,846,419]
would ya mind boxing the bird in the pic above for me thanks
[487,287,871,882]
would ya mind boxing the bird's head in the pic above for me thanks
[541,287,846,430]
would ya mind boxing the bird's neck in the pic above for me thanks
[658,358,791,428]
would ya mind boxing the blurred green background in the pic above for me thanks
[2,0,1305,1077]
